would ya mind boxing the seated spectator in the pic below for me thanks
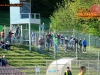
[0,41,2,48]
[0,41,5,49]
[2,55,7,67]
[39,37,44,53]
[5,41,11,50]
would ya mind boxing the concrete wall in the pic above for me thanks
[10,0,20,24]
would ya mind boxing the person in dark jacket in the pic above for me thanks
[64,67,72,75]
[60,34,64,46]
[79,38,82,52]
[65,36,69,52]
[2,55,7,67]
[82,38,87,53]
[39,37,44,53]
[46,36,50,51]
[75,37,78,51]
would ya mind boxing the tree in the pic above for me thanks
[50,0,100,36]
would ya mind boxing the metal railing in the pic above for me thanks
[20,13,40,19]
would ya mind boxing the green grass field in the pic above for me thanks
[0,44,100,75]
[0,45,100,63]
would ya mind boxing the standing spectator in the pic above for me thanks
[75,37,78,52]
[54,36,59,52]
[79,38,82,52]
[42,35,45,49]
[82,38,87,53]
[60,34,64,46]
[70,38,74,49]
[57,33,60,45]
[64,67,72,75]
[39,37,44,53]
[8,30,14,45]
[78,66,86,75]
[73,38,76,49]
[2,55,7,67]
[65,36,69,52]
[46,32,49,38]
[52,32,56,46]
[0,30,5,42]
[46,36,50,51]
[31,32,35,45]
[15,25,20,37]
[41,22,45,33]
[48,32,52,47]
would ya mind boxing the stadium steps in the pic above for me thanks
[0,66,27,75]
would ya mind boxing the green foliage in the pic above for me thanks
[50,0,100,36]
[87,18,100,36]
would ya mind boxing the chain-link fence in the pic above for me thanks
[1,25,100,48]
[58,30,100,47]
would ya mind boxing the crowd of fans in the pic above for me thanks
[0,29,13,50]
[38,32,87,53]
[0,28,87,53]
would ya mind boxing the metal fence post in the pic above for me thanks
[73,29,75,37]
[35,32,37,51]
[35,65,37,75]
[12,70,13,75]
[79,60,80,67]
[38,65,40,75]
[46,60,47,70]
[53,37,56,58]
[88,61,89,75]
[21,25,23,44]
[24,72,25,75]
[76,43,78,65]
[89,34,90,51]
[55,59,58,75]
[98,51,99,75]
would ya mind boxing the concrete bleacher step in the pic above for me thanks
[0,73,26,75]
[0,66,27,75]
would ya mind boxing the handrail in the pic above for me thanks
[20,13,40,19]
[20,13,40,15]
